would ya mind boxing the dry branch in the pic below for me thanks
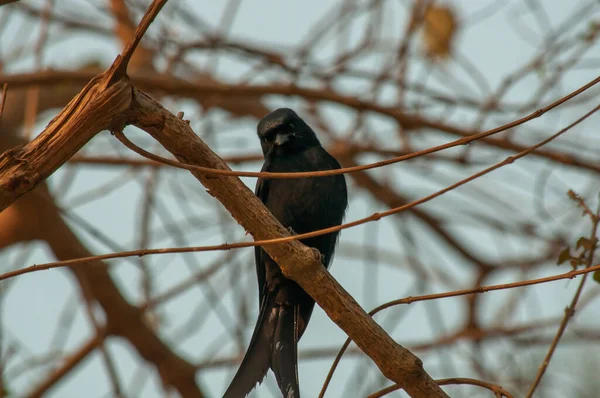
[3,70,599,173]
[0,64,447,398]
[0,73,204,398]
[0,74,130,211]
[126,88,448,397]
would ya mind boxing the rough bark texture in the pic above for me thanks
[0,72,447,397]
[0,74,204,398]
[128,88,448,397]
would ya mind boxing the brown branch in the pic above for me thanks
[368,377,514,398]
[0,75,446,397]
[2,97,596,282]
[2,35,596,398]
[188,317,586,372]
[320,261,600,396]
[126,88,448,397]
[65,142,468,169]
[0,84,7,119]
[105,0,167,84]
[437,378,513,398]
[0,71,205,397]
[338,156,494,269]
[111,127,493,178]
[3,70,599,174]
[0,73,130,211]
[109,0,156,73]
[62,237,204,398]
[26,334,103,398]
[525,201,600,397]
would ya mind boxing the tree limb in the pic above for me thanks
[0,70,448,397]
[125,88,448,398]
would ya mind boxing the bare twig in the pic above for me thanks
[0,83,7,119]
[367,377,514,398]
[525,200,600,397]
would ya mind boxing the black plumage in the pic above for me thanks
[223,108,348,398]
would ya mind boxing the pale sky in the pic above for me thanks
[2,1,600,397]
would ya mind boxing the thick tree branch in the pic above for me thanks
[125,89,448,397]
[0,73,130,211]
[0,74,204,398]
[0,71,447,396]
[3,70,598,174]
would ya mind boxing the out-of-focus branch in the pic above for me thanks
[526,200,600,398]
[0,3,208,394]
[0,69,448,396]
[27,334,103,398]
[3,70,599,173]
[3,1,599,397]
[110,0,156,72]
[104,0,168,84]
[0,72,204,397]
[339,156,494,268]
[128,87,448,398]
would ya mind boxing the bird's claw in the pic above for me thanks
[311,247,324,265]
[287,226,297,235]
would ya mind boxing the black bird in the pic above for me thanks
[224,109,348,398]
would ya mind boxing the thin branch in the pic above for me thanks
[3,99,599,281]
[367,377,514,398]
[319,261,600,396]
[105,0,168,85]
[525,201,600,397]
[26,334,103,398]
[0,75,447,397]
[0,83,7,119]
[126,86,448,398]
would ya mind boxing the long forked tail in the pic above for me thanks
[223,293,300,398]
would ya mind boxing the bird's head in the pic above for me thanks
[257,108,321,157]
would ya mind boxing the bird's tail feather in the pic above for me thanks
[223,291,300,398]
[271,305,300,398]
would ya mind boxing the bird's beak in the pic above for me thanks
[274,133,289,147]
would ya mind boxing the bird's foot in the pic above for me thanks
[287,226,297,235]
[311,247,325,265]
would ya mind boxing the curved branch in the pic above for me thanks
[127,87,448,398]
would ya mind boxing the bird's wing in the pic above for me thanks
[254,167,269,202]
[254,161,271,305]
